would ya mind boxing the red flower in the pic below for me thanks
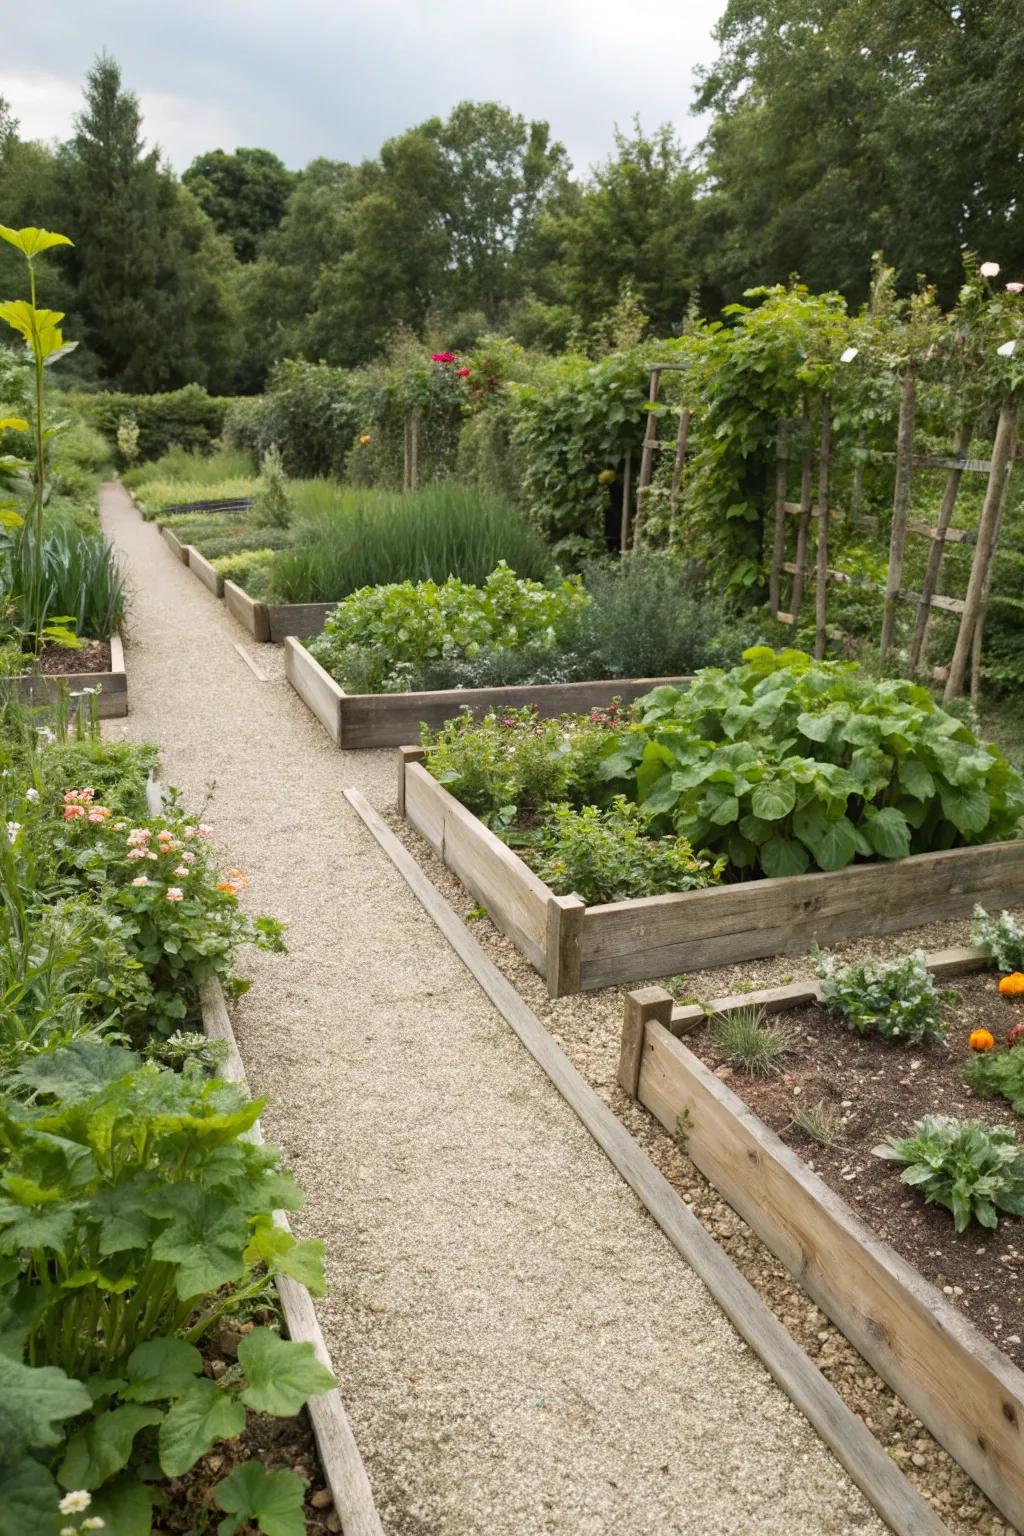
[431,352,455,364]
[456,367,471,378]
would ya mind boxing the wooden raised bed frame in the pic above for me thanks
[10,632,127,719]
[398,746,1024,996]
[618,966,1024,1532]
[286,635,692,752]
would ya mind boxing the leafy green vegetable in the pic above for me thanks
[529,796,724,903]
[874,1115,1024,1231]
[215,1461,306,1536]
[237,1329,336,1416]
[815,948,952,1045]
[972,905,1024,973]
[964,1047,1024,1116]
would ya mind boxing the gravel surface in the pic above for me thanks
[385,808,1020,1536]
[101,481,890,1536]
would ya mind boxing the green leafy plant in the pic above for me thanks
[814,947,952,1045]
[310,562,587,693]
[251,442,291,530]
[601,647,1024,880]
[874,1114,1024,1231]
[964,1046,1024,1116]
[710,1005,795,1075]
[972,905,1024,973]
[0,1042,333,1531]
[530,796,723,903]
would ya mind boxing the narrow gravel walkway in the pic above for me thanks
[101,483,884,1536]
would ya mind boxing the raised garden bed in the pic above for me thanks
[188,542,224,597]
[288,636,692,751]
[8,632,127,718]
[617,961,1024,1532]
[398,746,1024,995]
[160,522,189,563]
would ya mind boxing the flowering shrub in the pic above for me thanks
[310,562,588,693]
[815,948,953,1045]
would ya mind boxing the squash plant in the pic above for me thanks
[0,1042,332,1536]
[597,647,1024,878]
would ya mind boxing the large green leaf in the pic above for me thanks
[898,758,935,801]
[796,710,839,743]
[0,224,73,259]
[0,1357,90,1451]
[760,836,811,878]
[244,1224,326,1295]
[158,1379,246,1478]
[0,1458,61,1536]
[0,301,69,362]
[750,776,796,821]
[150,1188,250,1298]
[121,1337,203,1403]
[807,816,858,871]
[862,807,911,860]
[938,781,991,836]
[87,1473,155,1536]
[58,1404,163,1490]
[12,1041,139,1102]
[215,1462,306,1536]
[0,1204,75,1252]
[237,1329,335,1416]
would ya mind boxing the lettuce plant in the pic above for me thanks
[874,1114,1024,1231]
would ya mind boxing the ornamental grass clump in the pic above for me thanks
[530,796,724,903]
[710,1005,795,1076]
[814,948,953,1045]
[874,1115,1024,1231]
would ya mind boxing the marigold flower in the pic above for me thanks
[359,433,372,444]
[969,1027,996,1052]
[131,875,149,887]
[64,805,86,820]
[216,881,240,895]
[165,887,184,902]
[998,972,1024,997]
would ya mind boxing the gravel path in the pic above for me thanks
[101,482,886,1536]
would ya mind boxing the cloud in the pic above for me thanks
[4,0,724,173]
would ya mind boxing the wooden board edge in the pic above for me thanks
[284,635,344,746]
[343,784,950,1536]
[198,977,384,1536]
[224,579,271,643]
[637,1020,1024,1531]
[187,545,225,598]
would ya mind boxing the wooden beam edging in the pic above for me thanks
[285,635,693,752]
[188,544,225,599]
[143,772,382,1534]
[9,631,128,721]
[343,785,948,1536]
[159,523,190,564]
[198,978,384,1536]
[224,579,271,644]
[618,987,1024,1532]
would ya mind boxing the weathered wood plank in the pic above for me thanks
[403,760,549,970]
[198,979,384,1536]
[224,579,271,643]
[578,841,1024,990]
[637,1021,1024,1532]
[545,894,585,998]
[284,636,344,746]
[267,601,336,643]
[346,786,949,1536]
[8,633,128,720]
[187,545,225,598]
[159,524,189,563]
[898,589,967,615]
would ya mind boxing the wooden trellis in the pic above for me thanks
[626,363,692,549]
[767,382,1017,697]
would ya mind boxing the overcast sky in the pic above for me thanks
[4,0,726,175]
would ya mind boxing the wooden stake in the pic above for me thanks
[409,413,419,491]
[636,366,662,502]
[620,449,632,555]
[813,402,833,661]
[970,429,1016,699]
[908,421,972,673]
[769,422,789,618]
[945,400,1017,701]
[402,417,411,491]
[790,403,814,618]
[667,407,691,544]
[879,365,917,661]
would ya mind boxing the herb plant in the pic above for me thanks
[814,948,953,1045]
[530,796,723,903]
[710,1005,795,1076]
[972,905,1024,973]
[874,1115,1024,1231]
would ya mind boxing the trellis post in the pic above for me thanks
[879,365,917,661]
[619,449,632,556]
[907,422,972,673]
[813,402,832,660]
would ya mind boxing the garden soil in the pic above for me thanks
[101,479,887,1536]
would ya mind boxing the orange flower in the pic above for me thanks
[359,433,372,445]
[969,1027,996,1052]
[998,972,1024,997]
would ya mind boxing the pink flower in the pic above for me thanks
[126,848,146,860]
[131,875,149,887]
[197,824,213,839]
[1007,282,1024,294]
[981,261,1001,277]
[127,829,150,847]
[64,805,85,821]
[181,851,196,865]
[182,826,196,840]
[88,807,111,823]
[173,865,190,877]
[165,887,184,902]
[430,352,455,364]
[113,821,126,831]
[146,851,158,860]
[456,367,471,378]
